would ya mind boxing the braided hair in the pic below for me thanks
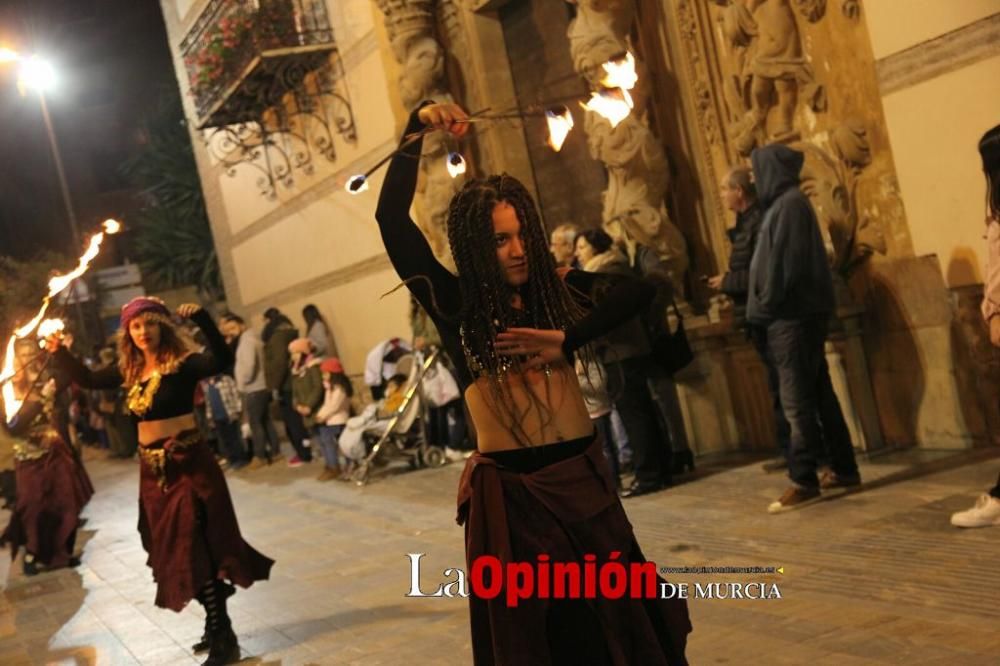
[446,173,592,445]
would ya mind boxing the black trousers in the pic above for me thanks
[761,317,858,488]
[605,356,671,486]
[990,473,1000,499]
[278,391,312,461]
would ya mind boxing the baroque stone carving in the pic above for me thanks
[795,120,888,273]
[717,0,827,155]
[566,0,689,282]
[374,0,460,272]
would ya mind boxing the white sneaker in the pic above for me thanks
[950,494,1000,528]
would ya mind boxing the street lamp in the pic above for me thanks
[2,50,89,337]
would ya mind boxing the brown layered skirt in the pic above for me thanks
[138,430,273,611]
[457,435,691,666]
[1,434,92,568]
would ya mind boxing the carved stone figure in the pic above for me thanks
[375,0,460,272]
[794,120,887,274]
[720,0,825,155]
[566,0,688,283]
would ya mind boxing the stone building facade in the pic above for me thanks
[157,0,1000,452]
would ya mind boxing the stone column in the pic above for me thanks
[374,0,461,272]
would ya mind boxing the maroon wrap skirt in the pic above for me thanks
[2,434,91,567]
[456,435,691,666]
[137,430,273,611]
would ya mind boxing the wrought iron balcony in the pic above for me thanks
[181,0,337,128]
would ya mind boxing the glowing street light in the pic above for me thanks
[17,55,57,93]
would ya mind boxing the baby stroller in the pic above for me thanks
[351,349,448,485]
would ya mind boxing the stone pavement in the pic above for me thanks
[1,445,999,665]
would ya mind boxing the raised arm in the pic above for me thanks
[374,103,463,315]
[180,307,234,379]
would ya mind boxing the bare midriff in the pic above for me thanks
[465,362,594,453]
[138,413,198,446]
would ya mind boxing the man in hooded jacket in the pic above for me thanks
[747,144,861,513]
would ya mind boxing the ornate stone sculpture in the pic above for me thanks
[566,0,689,282]
[718,0,826,155]
[374,0,460,272]
[795,120,888,274]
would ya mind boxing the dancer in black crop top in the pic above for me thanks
[375,103,690,664]
[49,297,272,666]
[375,104,655,392]
[53,308,230,421]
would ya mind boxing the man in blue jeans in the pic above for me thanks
[747,144,861,513]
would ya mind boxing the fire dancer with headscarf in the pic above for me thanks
[47,298,273,666]
[375,102,691,664]
[1,338,92,576]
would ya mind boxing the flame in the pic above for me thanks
[103,218,121,234]
[600,52,637,92]
[37,319,65,339]
[545,106,575,152]
[1,336,19,422]
[581,88,634,128]
[446,152,467,178]
[346,174,368,194]
[1,225,115,423]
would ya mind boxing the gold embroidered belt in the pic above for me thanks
[12,427,61,462]
[139,429,201,491]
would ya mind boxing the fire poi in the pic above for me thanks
[345,52,638,194]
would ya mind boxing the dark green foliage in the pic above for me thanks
[120,87,222,300]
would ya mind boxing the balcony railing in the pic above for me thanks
[181,0,337,128]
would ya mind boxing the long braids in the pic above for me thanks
[447,174,592,446]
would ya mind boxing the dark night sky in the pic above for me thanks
[0,0,176,262]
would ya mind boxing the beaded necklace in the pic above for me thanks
[126,370,162,416]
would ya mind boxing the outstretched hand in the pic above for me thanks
[176,303,203,319]
[495,328,567,370]
[417,103,470,138]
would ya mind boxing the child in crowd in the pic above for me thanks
[288,338,322,467]
[203,373,246,470]
[313,358,352,481]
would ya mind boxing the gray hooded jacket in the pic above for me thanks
[746,145,834,325]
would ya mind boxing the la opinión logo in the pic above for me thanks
[405,553,782,606]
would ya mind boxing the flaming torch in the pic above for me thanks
[446,152,467,178]
[0,221,121,422]
[545,105,575,152]
[582,51,638,129]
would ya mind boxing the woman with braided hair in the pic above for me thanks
[47,298,273,666]
[376,102,691,665]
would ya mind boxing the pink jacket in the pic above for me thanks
[983,219,1000,323]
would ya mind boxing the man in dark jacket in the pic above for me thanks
[747,144,860,513]
[709,166,791,472]
[262,307,312,464]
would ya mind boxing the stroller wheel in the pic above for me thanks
[422,446,446,468]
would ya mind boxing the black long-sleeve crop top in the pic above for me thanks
[374,106,656,390]
[52,309,233,421]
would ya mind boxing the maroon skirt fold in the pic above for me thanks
[137,431,273,612]
[457,435,691,666]
[1,434,89,568]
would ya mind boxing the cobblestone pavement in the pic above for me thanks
[2,445,999,665]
